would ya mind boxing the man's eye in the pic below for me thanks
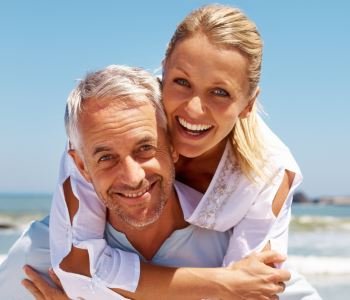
[137,145,156,158]
[212,88,229,97]
[139,145,155,153]
[174,78,190,87]
[98,154,113,162]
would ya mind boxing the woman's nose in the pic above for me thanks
[185,95,205,115]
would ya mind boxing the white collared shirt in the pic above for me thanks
[50,116,302,298]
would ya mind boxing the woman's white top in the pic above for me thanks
[50,116,302,298]
[183,117,302,265]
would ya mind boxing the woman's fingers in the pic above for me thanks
[276,281,286,293]
[256,250,286,266]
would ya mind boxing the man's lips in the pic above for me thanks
[119,185,151,198]
[112,181,157,201]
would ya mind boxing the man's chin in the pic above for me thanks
[122,213,160,229]
[123,202,166,228]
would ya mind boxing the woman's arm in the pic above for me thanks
[223,169,298,265]
[50,151,140,299]
[25,250,289,300]
[52,152,291,299]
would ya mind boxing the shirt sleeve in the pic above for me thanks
[50,149,140,298]
[267,169,303,257]
[0,217,52,300]
[54,266,134,300]
[222,165,303,266]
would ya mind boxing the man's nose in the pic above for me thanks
[119,156,146,188]
[185,95,205,115]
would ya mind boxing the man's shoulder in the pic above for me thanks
[0,216,51,299]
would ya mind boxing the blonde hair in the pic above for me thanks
[163,4,267,181]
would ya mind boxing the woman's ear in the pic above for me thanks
[68,149,92,183]
[239,87,260,119]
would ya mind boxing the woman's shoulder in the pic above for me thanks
[257,117,301,176]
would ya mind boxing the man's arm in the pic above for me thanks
[22,266,68,300]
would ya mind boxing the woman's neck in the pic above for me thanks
[175,139,227,193]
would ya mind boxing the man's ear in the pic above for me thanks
[68,149,92,183]
[169,144,179,163]
[239,87,260,119]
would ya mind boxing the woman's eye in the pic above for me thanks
[212,88,229,97]
[174,78,190,87]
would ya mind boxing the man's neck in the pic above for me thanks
[107,187,188,260]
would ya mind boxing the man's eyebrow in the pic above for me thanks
[136,136,157,145]
[93,146,112,156]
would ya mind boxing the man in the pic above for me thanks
[0,65,318,300]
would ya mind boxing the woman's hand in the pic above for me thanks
[22,265,69,300]
[224,250,289,299]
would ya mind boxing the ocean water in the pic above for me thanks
[288,204,350,298]
[0,194,51,253]
[0,195,349,299]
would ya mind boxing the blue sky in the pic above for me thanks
[1,0,349,197]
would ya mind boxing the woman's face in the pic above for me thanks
[162,34,257,158]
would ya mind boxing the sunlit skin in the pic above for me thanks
[69,99,178,230]
[21,90,294,300]
[162,34,259,192]
[20,21,296,300]
[163,34,258,159]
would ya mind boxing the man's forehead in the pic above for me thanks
[81,96,151,112]
[79,98,156,123]
[78,100,161,151]
[91,132,158,155]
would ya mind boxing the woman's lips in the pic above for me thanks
[175,116,213,137]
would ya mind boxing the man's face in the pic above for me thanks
[70,99,176,228]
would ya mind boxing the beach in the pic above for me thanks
[287,204,350,298]
[1,194,350,299]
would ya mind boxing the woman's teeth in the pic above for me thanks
[178,117,212,132]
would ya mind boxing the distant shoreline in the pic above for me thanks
[293,192,350,206]
[1,192,349,205]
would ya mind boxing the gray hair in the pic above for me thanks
[65,65,166,149]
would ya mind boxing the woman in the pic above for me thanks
[24,4,317,300]
[161,4,300,264]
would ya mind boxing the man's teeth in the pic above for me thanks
[122,187,149,198]
[178,117,212,131]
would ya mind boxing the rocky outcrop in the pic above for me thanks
[293,192,350,205]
